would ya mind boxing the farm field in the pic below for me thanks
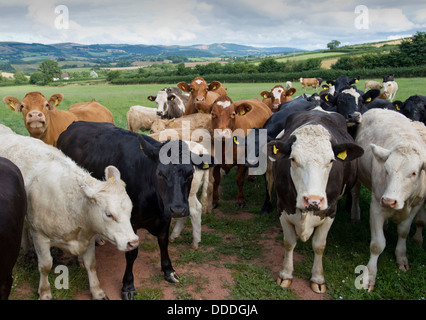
[0,79,425,301]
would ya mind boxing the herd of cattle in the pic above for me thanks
[0,74,424,300]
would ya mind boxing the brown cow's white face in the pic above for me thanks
[3,92,63,138]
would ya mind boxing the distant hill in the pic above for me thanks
[0,41,305,64]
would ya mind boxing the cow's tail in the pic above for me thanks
[200,168,210,215]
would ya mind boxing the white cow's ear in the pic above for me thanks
[80,180,96,201]
[105,165,121,183]
[371,144,391,162]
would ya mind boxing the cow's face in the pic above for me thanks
[149,90,168,117]
[261,85,296,111]
[399,96,425,122]
[267,124,363,212]
[372,144,425,210]
[177,77,221,104]
[4,92,63,137]
[81,165,139,252]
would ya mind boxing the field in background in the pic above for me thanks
[1,79,425,300]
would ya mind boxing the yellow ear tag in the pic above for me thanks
[289,91,294,96]
[109,177,114,182]
[240,110,245,115]
[140,144,143,150]
[199,110,204,114]
[396,104,400,111]
[55,99,59,106]
[325,95,329,102]
[355,79,359,83]
[203,162,210,169]
[273,145,279,155]
[10,101,15,110]
[263,94,268,99]
[337,150,347,160]
[170,121,174,126]
[233,136,239,145]
[170,97,174,101]
[212,86,216,90]
[365,97,371,102]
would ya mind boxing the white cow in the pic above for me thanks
[383,81,398,102]
[126,105,160,133]
[0,125,139,300]
[352,109,425,291]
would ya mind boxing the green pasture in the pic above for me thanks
[1,79,425,300]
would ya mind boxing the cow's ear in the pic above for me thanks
[260,91,271,99]
[167,94,176,101]
[371,144,391,162]
[266,136,295,161]
[321,92,336,104]
[286,88,296,96]
[104,165,121,183]
[3,96,22,113]
[208,81,221,91]
[326,80,335,86]
[48,93,63,110]
[333,143,364,162]
[177,81,190,93]
[192,154,216,170]
[235,103,252,116]
[147,95,156,101]
[363,89,380,103]
[137,135,160,161]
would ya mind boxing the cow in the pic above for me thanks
[351,109,425,291]
[177,77,227,115]
[360,98,398,113]
[150,113,212,136]
[299,78,318,91]
[211,96,272,207]
[0,125,139,300]
[364,80,382,91]
[267,108,364,293]
[0,157,26,300]
[148,87,188,119]
[383,81,398,102]
[260,85,296,112]
[383,75,394,82]
[285,81,292,90]
[126,105,160,133]
[56,121,214,300]
[3,92,114,146]
[393,95,426,124]
[326,75,360,93]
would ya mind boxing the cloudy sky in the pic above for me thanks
[1,0,425,50]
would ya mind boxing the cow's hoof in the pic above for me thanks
[277,277,292,288]
[165,271,180,283]
[367,285,375,292]
[311,282,326,293]
[121,290,136,300]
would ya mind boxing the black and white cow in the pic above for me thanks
[148,87,188,119]
[57,121,214,300]
[0,157,26,300]
[267,108,364,293]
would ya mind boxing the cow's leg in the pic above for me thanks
[81,239,108,300]
[310,216,334,293]
[261,161,274,214]
[0,275,13,300]
[395,205,419,271]
[235,165,247,207]
[350,181,361,223]
[212,165,222,208]
[158,219,179,283]
[121,247,138,300]
[366,199,387,291]
[277,212,297,288]
[169,217,186,243]
[188,195,202,249]
[413,201,425,246]
[31,232,53,300]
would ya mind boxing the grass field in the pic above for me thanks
[1,79,425,300]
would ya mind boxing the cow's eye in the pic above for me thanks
[105,212,114,219]
[329,159,334,164]
[411,171,417,177]
[211,114,217,119]
[290,158,296,164]
[45,103,49,108]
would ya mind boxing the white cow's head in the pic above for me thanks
[148,90,168,117]
[371,144,425,210]
[80,166,139,251]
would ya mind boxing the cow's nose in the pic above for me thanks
[348,112,361,121]
[170,206,187,217]
[127,238,140,251]
[303,196,324,211]
[195,97,205,102]
[381,197,397,208]
[156,111,162,116]
[29,112,43,118]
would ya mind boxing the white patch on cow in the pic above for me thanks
[342,88,361,105]
[272,87,284,101]
[290,124,333,211]
[313,106,334,114]
[155,91,168,115]
[195,79,203,84]
[216,100,231,108]
[276,129,286,139]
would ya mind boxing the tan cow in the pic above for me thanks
[299,78,319,91]
[177,77,227,115]
[3,92,114,146]
[260,85,296,112]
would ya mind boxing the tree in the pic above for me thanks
[29,71,45,84]
[327,40,341,50]
[38,60,62,85]
[13,72,28,84]
[399,31,426,65]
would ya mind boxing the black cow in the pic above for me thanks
[326,75,361,93]
[0,157,27,300]
[394,95,426,124]
[361,98,398,113]
[57,121,213,300]
[266,109,363,293]
[383,75,394,82]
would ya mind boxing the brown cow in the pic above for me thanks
[299,78,319,91]
[211,96,272,207]
[177,77,227,115]
[260,85,297,112]
[3,92,114,146]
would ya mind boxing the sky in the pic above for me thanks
[0,0,425,51]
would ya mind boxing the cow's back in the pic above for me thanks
[68,101,115,124]
[234,99,272,133]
